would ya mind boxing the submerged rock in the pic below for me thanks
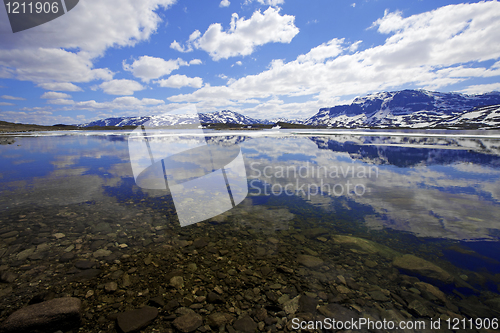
[116,306,158,333]
[173,312,202,332]
[232,315,257,333]
[393,254,453,283]
[0,297,81,333]
[331,235,399,258]
[297,254,324,268]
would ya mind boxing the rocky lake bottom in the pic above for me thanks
[1,198,500,333]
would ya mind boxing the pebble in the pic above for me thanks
[170,276,184,289]
[53,233,65,239]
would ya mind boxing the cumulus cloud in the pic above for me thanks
[220,0,230,7]
[156,75,203,88]
[99,79,145,95]
[123,56,201,82]
[41,92,72,99]
[37,82,83,92]
[168,1,500,116]
[0,0,176,84]
[173,7,299,60]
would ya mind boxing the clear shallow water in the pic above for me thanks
[1,129,500,331]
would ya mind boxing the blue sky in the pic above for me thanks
[0,0,500,125]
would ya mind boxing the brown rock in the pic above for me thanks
[0,297,81,333]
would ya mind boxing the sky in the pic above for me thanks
[0,0,500,125]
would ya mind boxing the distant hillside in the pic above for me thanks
[304,90,500,129]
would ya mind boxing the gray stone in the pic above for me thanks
[232,315,257,333]
[173,312,203,332]
[116,306,158,333]
[0,297,81,333]
[297,254,324,268]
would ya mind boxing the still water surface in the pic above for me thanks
[1,129,500,331]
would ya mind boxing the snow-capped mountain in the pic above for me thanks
[304,90,500,128]
[79,90,500,129]
[80,110,270,127]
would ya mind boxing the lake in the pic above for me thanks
[1,128,500,332]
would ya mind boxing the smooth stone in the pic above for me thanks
[0,297,81,333]
[116,306,158,333]
[297,254,324,268]
[53,233,65,239]
[393,254,453,283]
[93,249,112,258]
[232,315,257,333]
[173,312,203,332]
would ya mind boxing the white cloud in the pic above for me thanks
[189,59,202,65]
[351,3,356,8]
[99,79,145,95]
[113,96,164,106]
[168,2,500,118]
[236,61,243,66]
[0,48,113,83]
[220,0,230,8]
[123,56,197,82]
[174,7,299,60]
[37,82,83,92]
[0,0,176,84]
[0,102,14,106]
[47,99,75,105]
[41,92,72,99]
[156,75,203,88]
[245,0,284,6]
[459,83,500,94]
[1,95,25,100]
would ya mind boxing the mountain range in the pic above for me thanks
[79,89,500,129]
